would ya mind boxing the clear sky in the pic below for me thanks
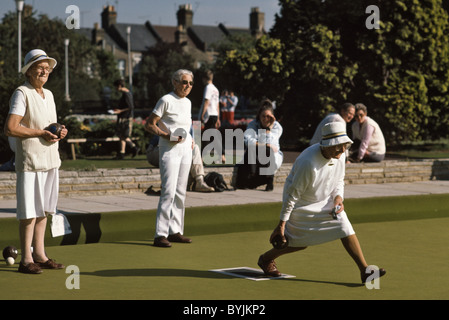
[1,0,280,30]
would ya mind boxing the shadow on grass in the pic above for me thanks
[82,267,361,287]
[82,268,232,279]
[281,277,362,288]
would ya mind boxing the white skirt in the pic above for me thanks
[285,196,355,247]
[16,169,59,220]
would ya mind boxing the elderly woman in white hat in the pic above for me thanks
[4,49,67,274]
[257,122,386,284]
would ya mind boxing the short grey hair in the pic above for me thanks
[171,69,194,83]
[355,103,368,115]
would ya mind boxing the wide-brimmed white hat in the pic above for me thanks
[21,49,57,74]
[320,122,353,147]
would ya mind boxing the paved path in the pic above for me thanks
[1,180,449,218]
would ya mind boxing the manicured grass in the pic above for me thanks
[387,139,449,159]
[60,155,152,171]
[1,217,449,300]
[387,150,449,159]
[1,194,448,301]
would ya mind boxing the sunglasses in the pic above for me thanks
[179,80,194,86]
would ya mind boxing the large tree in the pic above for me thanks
[215,0,449,147]
[273,0,449,145]
[362,0,449,141]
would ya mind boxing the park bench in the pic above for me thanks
[66,137,139,160]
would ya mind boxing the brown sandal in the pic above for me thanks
[35,259,64,269]
[18,262,42,274]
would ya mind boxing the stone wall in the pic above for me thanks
[1,159,448,200]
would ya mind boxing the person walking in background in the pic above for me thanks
[113,79,139,159]
[199,70,222,162]
[257,122,386,284]
[145,69,195,248]
[4,49,67,274]
[199,70,220,131]
[349,103,386,162]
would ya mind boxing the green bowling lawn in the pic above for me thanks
[1,194,449,301]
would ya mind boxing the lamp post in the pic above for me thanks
[15,0,24,74]
[64,38,71,101]
[126,26,132,91]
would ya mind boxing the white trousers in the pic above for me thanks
[16,168,59,220]
[155,139,192,238]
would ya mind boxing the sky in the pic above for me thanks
[0,0,280,30]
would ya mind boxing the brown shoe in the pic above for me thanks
[35,259,64,269]
[258,255,281,277]
[18,262,42,274]
[167,233,192,243]
[153,236,172,247]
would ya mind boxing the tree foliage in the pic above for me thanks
[133,42,196,108]
[364,0,449,141]
[215,0,449,147]
[215,35,292,106]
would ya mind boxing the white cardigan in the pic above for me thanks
[351,116,386,159]
[12,82,61,172]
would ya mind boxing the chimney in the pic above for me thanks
[250,7,265,38]
[177,4,193,29]
[175,25,188,45]
[101,5,117,29]
[93,22,105,45]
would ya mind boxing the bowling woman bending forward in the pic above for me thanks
[257,122,386,284]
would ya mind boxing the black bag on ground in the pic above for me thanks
[204,172,230,192]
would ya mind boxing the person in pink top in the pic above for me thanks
[350,103,386,162]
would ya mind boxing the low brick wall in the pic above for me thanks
[0,159,448,200]
[345,159,449,184]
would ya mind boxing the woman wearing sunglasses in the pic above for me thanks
[145,69,195,248]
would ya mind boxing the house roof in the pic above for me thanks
[79,7,259,56]
[188,25,228,51]
[111,23,159,52]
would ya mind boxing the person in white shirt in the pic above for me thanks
[309,102,355,145]
[199,70,220,128]
[4,49,67,274]
[257,122,386,284]
[350,103,386,162]
[236,99,283,191]
[145,69,195,248]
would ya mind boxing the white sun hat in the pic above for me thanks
[21,49,57,74]
[320,122,353,147]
